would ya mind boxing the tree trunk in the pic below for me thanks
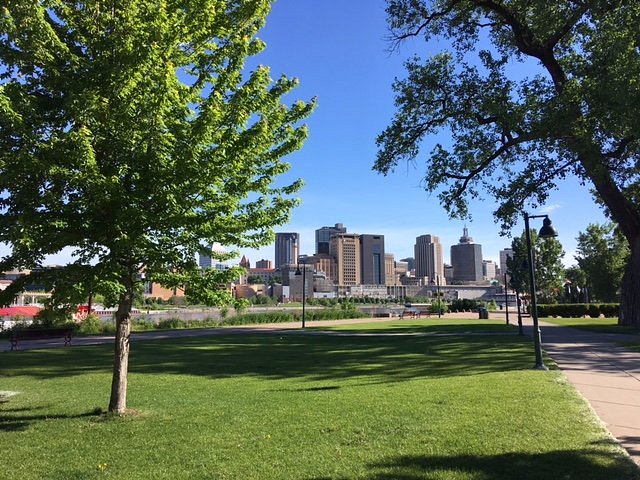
[619,234,640,327]
[108,288,134,414]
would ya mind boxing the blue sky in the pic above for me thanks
[236,0,607,266]
[21,0,605,268]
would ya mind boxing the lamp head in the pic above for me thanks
[538,216,559,238]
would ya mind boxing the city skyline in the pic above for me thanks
[233,0,608,268]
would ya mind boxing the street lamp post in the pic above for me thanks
[504,272,510,325]
[524,213,558,370]
[295,256,307,328]
[436,275,441,318]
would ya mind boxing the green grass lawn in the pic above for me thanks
[311,317,517,334]
[1,331,637,479]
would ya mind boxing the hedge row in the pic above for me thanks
[537,303,619,318]
[220,308,368,326]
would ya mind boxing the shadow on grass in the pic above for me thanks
[312,323,516,335]
[0,408,101,432]
[358,447,640,480]
[0,334,536,384]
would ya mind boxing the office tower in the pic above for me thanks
[400,257,415,273]
[275,232,299,269]
[198,246,212,269]
[315,223,347,255]
[395,260,409,276]
[483,260,497,280]
[414,234,444,282]
[360,234,385,285]
[450,227,483,283]
[306,254,337,284]
[255,259,272,269]
[384,253,396,285]
[330,233,360,285]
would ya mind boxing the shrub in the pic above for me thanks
[157,318,187,329]
[450,299,480,312]
[77,315,116,334]
[131,318,156,331]
[600,303,620,318]
[537,303,620,318]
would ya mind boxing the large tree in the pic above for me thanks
[375,1,640,326]
[575,222,629,302]
[0,0,314,414]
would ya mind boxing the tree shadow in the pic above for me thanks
[362,447,640,480]
[0,332,537,386]
[0,408,102,432]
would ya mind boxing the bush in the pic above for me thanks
[78,315,116,334]
[450,299,481,312]
[131,318,156,331]
[537,303,620,318]
[157,318,187,329]
[35,307,72,326]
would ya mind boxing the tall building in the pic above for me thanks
[400,257,415,273]
[275,232,299,269]
[255,259,272,269]
[330,233,360,285]
[315,223,347,255]
[414,234,444,283]
[450,227,483,283]
[384,253,396,286]
[482,260,497,280]
[199,246,212,269]
[306,254,337,284]
[360,234,385,285]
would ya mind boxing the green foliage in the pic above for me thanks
[0,0,315,412]
[248,295,276,306]
[538,304,620,318]
[0,0,315,311]
[34,306,72,326]
[156,318,188,329]
[574,223,629,302]
[77,314,107,334]
[220,308,367,326]
[507,229,565,303]
[246,275,264,285]
[431,298,449,313]
[449,298,481,311]
[377,1,640,229]
[376,1,640,326]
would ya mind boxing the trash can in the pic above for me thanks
[478,307,489,319]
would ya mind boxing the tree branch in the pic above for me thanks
[604,136,636,159]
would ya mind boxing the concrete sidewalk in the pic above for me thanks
[533,320,640,464]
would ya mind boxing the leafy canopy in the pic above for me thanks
[376,1,640,232]
[0,0,315,308]
[575,222,629,302]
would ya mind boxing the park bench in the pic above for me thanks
[400,308,432,319]
[10,327,73,351]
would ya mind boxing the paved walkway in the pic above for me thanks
[534,319,640,464]
[4,312,640,464]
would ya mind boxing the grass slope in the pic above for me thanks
[1,331,637,479]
